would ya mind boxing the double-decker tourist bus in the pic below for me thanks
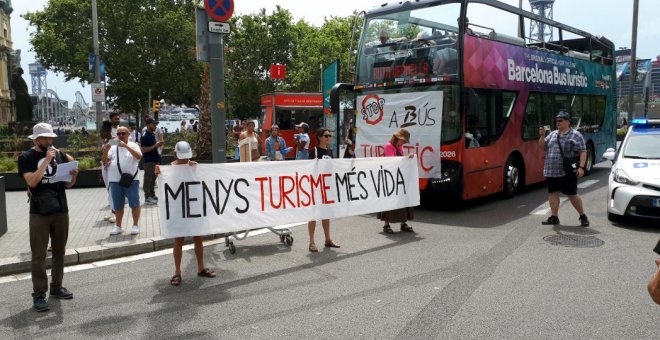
[331,0,616,201]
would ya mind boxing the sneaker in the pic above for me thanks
[108,216,116,224]
[50,287,73,300]
[131,225,139,235]
[33,296,49,312]
[579,214,590,227]
[541,216,560,225]
[110,226,123,235]
[145,197,157,205]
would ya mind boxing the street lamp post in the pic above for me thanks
[92,0,102,131]
[627,0,639,121]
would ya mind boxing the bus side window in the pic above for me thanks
[522,93,541,139]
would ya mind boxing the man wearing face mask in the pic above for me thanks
[18,123,79,312]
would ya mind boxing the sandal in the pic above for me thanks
[197,268,217,278]
[170,274,182,286]
[324,240,340,248]
[383,225,394,234]
[400,223,414,232]
[309,243,318,252]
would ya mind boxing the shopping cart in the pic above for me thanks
[224,224,296,254]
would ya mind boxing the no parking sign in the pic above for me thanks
[204,0,234,22]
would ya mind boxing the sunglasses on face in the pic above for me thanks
[117,132,128,136]
[322,134,332,138]
[555,119,565,123]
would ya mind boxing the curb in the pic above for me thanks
[0,234,227,277]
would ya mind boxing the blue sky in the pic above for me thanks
[12,0,660,107]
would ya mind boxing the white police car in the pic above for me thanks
[603,118,660,222]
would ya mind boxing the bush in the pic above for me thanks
[617,127,628,135]
[77,157,100,171]
[0,157,17,172]
[0,125,10,137]
[164,132,198,157]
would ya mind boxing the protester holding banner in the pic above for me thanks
[102,126,143,236]
[307,128,340,252]
[239,121,262,162]
[155,141,217,286]
[378,128,415,233]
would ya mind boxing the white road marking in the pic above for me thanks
[578,179,599,189]
[0,223,306,283]
[530,179,600,215]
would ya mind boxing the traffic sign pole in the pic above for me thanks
[207,14,227,162]
[204,0,232,163]
[92,0,103,131]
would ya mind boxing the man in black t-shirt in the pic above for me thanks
[140,118,163,204]
[18,123,79,312]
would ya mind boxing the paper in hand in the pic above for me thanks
[51,161,79,183]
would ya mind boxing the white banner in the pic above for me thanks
[356,91,443,178]
[157,157,420,238]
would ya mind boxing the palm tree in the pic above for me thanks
[196,65,212,160]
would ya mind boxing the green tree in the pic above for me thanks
[23,0,203,117]
[223,8,358,120]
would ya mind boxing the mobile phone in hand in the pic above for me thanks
[654,239,660,255]
[108,139,119,146]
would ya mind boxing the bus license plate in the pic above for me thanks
[654,199,660,208]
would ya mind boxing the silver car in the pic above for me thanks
[603,119,660,222]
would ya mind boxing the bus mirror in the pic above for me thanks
[330,83,355,115]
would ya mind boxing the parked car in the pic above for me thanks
[603,118,660,222]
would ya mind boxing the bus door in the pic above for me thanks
[461,89,517,199]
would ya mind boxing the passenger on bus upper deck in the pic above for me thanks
[460,17,474,35]
[379,30,390,45]
[433,45,458,75]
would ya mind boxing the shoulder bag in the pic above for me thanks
[116,146,138,187]
[556,133,579,176]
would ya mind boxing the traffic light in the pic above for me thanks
[152,100,160,113]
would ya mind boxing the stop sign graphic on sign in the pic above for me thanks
[204,0,234,22]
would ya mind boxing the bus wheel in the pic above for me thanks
[584,144,595,175]
[502,156,521,198]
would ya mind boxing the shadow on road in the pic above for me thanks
[413,164,612,230]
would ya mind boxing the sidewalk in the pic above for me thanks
[0,170,225,276]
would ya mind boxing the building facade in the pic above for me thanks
[0,0,13,124]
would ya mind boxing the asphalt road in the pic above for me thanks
[1,162,658,339]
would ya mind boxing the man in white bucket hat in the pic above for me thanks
[18,122,79,312]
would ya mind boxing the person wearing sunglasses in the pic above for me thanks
[102,126,143,236]
[538,111,589,227]
[306,128,340,252]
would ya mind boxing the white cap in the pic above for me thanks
[28,122,58,139]
[175,141,193,159]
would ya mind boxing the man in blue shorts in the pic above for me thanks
[102,126,143,235]
[538,111,590,227]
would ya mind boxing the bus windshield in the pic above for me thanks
[357,2,462,84]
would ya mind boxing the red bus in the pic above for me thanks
[260,92,324,158]
[331,0,616,202]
